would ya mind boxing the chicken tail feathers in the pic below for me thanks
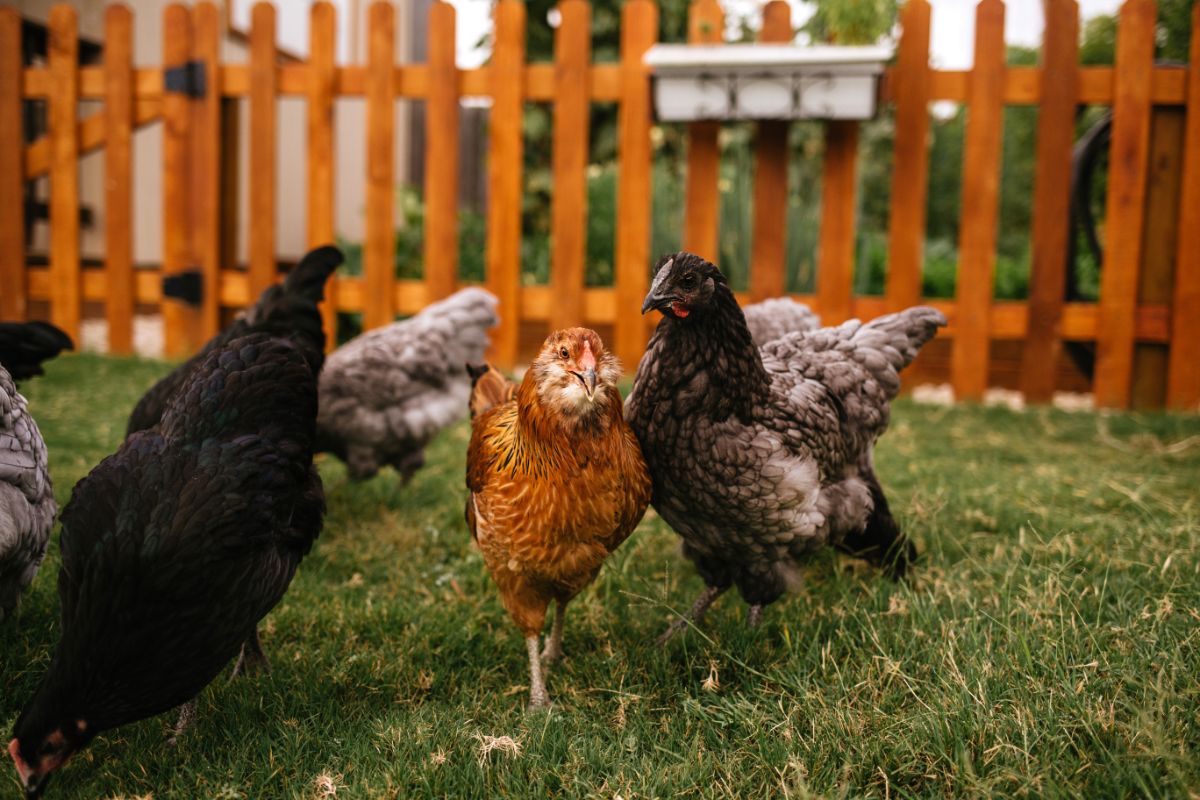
[245,245,342,368]
[280,245,343,305]
[859,305,947,377]
[0,321,74,381]
[468,362,516,419]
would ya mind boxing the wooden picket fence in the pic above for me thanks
[0,0,1198,410]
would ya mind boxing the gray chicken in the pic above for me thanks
[625,252,946,639]
[742,297,821,346]
[317,287,498,481]
[0,365,55,622]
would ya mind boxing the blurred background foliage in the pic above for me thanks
[339,0,1194,304]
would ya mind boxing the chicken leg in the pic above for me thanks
[526,636,550,710]
[656,585,726,645]
[231,627,270,679]
[541,599,567,664]
[746,604,763,628]
[166,699,197,747]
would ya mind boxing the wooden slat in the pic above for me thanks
[103,5,134,352]
[248,2,277,298]
[0,8,25,321]
[308,2,338,351]
[949,0,1005,401]
[1094,0,1156,408]
[48,5,81,342]
[748,0,791,303]
[423,1,460,302]
[1019,0,1079,402]
[484,0,525,367]
[364,1,395,329]
[548,0,591,332]
[1166,2,1200,410]
[1131,108,1184,408]
[192,1,222,341]
[817,120,859,325]
[884,0,931,310]
[161,3,191,357]
[613,0,658,367]
[682,0,724,263]
[24,100,160,179]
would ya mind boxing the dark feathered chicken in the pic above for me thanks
[8,331,325,798]
[0,376,53,623]
[0,322,73,383]
[625,253,946,639]
[125,246,342,437]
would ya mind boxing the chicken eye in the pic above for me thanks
[680,273,697,289]
[559,347,570,359]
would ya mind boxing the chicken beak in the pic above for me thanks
[582,368,597,397]
[642,261,675,314]
[24,774,48,799]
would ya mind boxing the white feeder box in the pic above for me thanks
[644,44,892,122]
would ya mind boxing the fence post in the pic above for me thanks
[549,0,591,332]
[249,2,277,299]
[0,8,26,321]
[816,122,859,325]
[364,0,396,330]
[682,0,723,263]
[884,0,931,311]
[162,4,192,357]
[614,0,658,368]
[1094,0,1156,409]
[749,0,791,304]
[484,0,525,367]
[1166,2,1200,410]
[1020,0,1079,403]
[308,1,338,350]
[949,0,1005,402]
[424,0,460,303]
[48,5,81,343]
[103,5,134,353]
[192,1,222,341]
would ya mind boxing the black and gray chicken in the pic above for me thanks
[625,252,946,639]
[7,250,337,798]
[742,296,821,346]
[0,322,71,622]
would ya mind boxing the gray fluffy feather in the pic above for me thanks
[742,297,821,346]
[317,287,498,480]
[0,365,54,621]
[626,253,946,608]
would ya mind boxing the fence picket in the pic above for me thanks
[1094,0,1156,408]
[614,0,658,367]
[682,0,724,264]
[192,1,222,341]
[549,0,591,332]
[884,0,931,310]
[0,8,25,321]
[423,1,459,302]
[249,2,277,297]
[484,0,525,366]
[103,5,134,352]
[1020,0,1079,402]
[364,1,396,329]
[949,0,1005,401]
[308,2,338,350]
[817,121,858,325]
[49,5,81,342]
[161,4,191,357]
[749,0,791,303]
[1166,2,1200,410]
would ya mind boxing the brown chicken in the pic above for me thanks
[466,328,651,709]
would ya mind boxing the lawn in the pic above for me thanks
[3,353,1199,798]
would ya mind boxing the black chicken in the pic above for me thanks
[125,246,341,437]
[625,253,946,639]
[7,251,338,798]
[0,322,73,383]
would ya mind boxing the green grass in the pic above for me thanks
[3,353,1199,798]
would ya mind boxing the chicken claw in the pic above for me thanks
[656,585,726,646]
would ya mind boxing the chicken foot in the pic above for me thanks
[746,604,763,628]
[231,627,270,679]
[541,599,567,664]
[526,636,550,710]
[166,699,197,747]
[656,585,727,645]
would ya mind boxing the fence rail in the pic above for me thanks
[0,0,1197,410]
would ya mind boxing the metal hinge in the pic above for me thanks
[162,270,203,306]
[164,60,207,98]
